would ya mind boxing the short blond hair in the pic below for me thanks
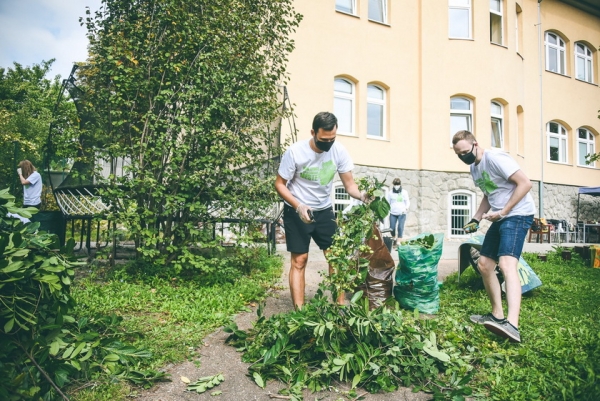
[452,130,476,145]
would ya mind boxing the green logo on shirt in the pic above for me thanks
[300,160,336,185]
[475,171,498,195]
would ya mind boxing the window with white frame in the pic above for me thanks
[367,84,385,138]
[575,42,593,83]
[547,121,567,163]
[336,0,356,15]
[577,128,595,167]
[334,78,355,135]
[450,97,472,140]
[449,191,476,237]
[449,0,471,39]
[490,0,503,44]
[369,0,387,23]
[545,32,566,75]
[491,102,504,148]
[333,184,351,213]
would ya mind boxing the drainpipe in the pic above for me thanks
[537,0,544,218]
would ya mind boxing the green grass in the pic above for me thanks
[68,246,283,400]
[438,250,600,400]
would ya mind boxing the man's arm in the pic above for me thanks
[484,170,532,222]
[473,195,491,222]
[339,171,363,201]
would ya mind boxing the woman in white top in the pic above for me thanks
[18,160,43,209]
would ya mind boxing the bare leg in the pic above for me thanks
[325,250,345,305]
[290,252,308,309]
[498,255,521,327]
[478,255,505,320]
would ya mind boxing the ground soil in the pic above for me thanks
[136,243,459,401]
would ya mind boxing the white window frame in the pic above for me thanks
[332,183,351,214]
[448,190,477,238]
[449,0,472,39]
[577,128,596,167]
[367,84,386,139]
[545,32,566,75]
[575,42,593,83]
[334,78,356,136]
[490,0,503,45]
[547,121,568,163]
[368,0,387,23]
[336,0,356,15]
[450,96,473,143]
[491,101,504,149]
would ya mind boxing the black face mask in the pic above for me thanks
[314,137,335,152]
[458,143,477,165]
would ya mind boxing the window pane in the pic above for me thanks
[491,119,502,148]
[336,0,353,14]
[334,79,352,94]
[586,59,592,82]
[367,103,383,137]
[449,9,470,38]
[334,97,352,132]
[451,115,470,135]
[579,128,587,139]
[369,0,384,22]
[491,102,502,115]
[451,97,470,110]
[490,13,502,43]
[368,85,383,99]
[490,0,501,13]
[576,56,585,80]
[547,33,557,45]
[560,138,566,161]
[559,50,565,74]
[549,137,559,161]
[576,43,585,54]
[579,142,588,165]
[549,122,558,133]
[548,47,557,72]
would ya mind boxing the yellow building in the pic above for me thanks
[281,0,600,239]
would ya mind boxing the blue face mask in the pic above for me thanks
[314,137,335,152]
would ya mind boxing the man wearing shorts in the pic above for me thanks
[452,130,535,343]
[275,112,366,309]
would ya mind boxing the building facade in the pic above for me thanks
[280,0,600,239]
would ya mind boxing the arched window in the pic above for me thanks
[449,0,471,39]
[491,101,504,149]
[367,84,386,138]
[577,128,595,167]
[448,190,476,237]
[334,78,355,135]
[547,121,567,163]
[450,96,472,141]
[545,32,566,75]
[575,42,593,83]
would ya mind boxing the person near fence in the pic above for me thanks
[386,177,410,246]
[17,160,43,214]
[452,130,535,343]
[275,112,367,309]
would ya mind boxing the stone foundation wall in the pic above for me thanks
[351,166,600,239]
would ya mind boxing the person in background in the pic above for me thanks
[386,178,410,246]
[452,130,535,343]
[274,112,366,309]
[18,160,43,211]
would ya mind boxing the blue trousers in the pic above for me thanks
[389,214,407,238]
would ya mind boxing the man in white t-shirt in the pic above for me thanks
[275,112,366,309]
[452,130,535,343]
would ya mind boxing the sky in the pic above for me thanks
[0,0,103,79]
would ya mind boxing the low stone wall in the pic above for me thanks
[351,166,600,240]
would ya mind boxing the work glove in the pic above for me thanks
[463,218,479,234]
[296,203,314,224]
[360,191,371,204]
[17,168,22,175]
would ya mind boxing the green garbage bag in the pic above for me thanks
[393,233,444,314]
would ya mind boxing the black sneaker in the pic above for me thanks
[483,319,521,343]
[469,313,504,325]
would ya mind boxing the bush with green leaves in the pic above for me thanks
[0,189,164,400]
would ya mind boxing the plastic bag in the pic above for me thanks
[393,233,444,314]
[356,224,395,309]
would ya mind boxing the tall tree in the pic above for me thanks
[78,0,301,269]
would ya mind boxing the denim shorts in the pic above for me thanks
[480,214,534,261]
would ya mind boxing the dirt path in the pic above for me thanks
[138,245,458,401]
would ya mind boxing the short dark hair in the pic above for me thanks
[312,112,338,133]
[452,130,477,145]
[393,178,401,185]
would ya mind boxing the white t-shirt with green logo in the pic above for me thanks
[470,148,536,217]
[278,139,354,210]
[386,189,410,215]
